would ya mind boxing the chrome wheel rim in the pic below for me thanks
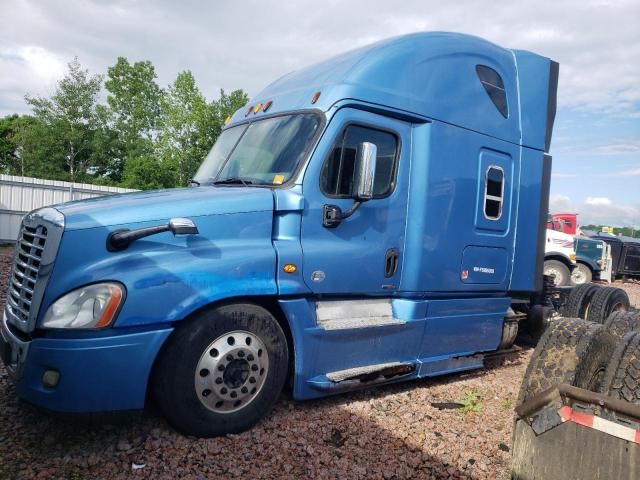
[571,267,587,284]
[194,330,269,414]
[545,267,563,285]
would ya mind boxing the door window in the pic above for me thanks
[484,166,505,220]
[320,125,398,198]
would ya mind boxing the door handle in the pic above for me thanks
[384,248,399,278]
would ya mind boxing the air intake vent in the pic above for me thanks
[7,224,48,323]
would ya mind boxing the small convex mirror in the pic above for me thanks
[353,142,377,201]
[168,218,199,235]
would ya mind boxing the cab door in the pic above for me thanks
[300,108,410,294]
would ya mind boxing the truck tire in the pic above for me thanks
[603,311,640,339]
[543,260,571,286]
[570,263,592,286]
[586,287,630,324]
[600,331,640,404]
[518,317,616,405]
[152,303,289,437]
[560,283,599,319]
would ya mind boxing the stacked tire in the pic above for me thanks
[518,317,616,404]
[518,310,640,408]
[600,330,640,404]
[561,284,629,323]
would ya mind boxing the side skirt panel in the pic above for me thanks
[279,296,510,400]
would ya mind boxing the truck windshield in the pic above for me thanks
[193,113,321,186]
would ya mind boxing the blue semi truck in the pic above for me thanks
[1,32,559,436]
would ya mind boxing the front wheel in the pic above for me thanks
[153,303,289,437]
[544,259,571,286]
[570,263,592,285]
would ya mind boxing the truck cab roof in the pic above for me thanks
[228,32,558,152]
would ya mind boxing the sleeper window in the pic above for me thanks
[476,65,508,118]
[321,125,398,198]
[484,166,504,220]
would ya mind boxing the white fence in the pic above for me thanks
[0,174,137,242]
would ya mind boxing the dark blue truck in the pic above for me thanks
[1,32,559,436]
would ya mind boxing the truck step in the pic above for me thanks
[316,299,406,330]
[326,362,415,383]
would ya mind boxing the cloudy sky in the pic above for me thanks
[1,0,639,226]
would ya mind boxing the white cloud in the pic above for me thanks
[552,172,579,178]
[550,194,572,210]
[591,142,640,155]
[552,138,640,156]
[0,46,66,105]
[585,197,612,206]
[550,195,640,227]
[0,0,638,117]
[606,167,640,177]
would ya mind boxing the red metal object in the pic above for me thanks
[549,213,578,235]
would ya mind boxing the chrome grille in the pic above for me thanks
[4,207,64,333]
[8,225,48,323]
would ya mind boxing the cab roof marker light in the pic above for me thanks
[311,91,321,104]
[245,105,253,116]
[224,115,231,125]
[263,100,273,112]
[254,103,262,114]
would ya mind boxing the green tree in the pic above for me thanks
[157,71,213,186]
[11,116,64,178]
[209,89,249,140]
[88,104,124,181]
[25,57,103,180]
[105,57,162,159]
[0,114,24,174]
[121,154,177,190]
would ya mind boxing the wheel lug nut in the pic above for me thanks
[221,387,227,394]
[226,354,234,362]
[247,354,254,361]
[218,364,225,371]
[237,351,245,358]
[249,377,256,384]
[215,378,223,384]
[241,386,248,394]
[230,391,238,398]
[251,364,259,372]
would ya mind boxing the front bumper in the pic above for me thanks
[1,312,172,412]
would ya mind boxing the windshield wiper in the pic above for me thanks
[212,177,253,186]
[188,179,200,186]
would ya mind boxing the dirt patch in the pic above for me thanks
[615,280,640,309]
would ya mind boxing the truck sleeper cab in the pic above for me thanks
[0,32,559,437]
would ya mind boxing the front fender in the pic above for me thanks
[577,256,599,272]
[39,210,277,329]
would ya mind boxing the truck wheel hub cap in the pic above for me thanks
[194,330,269,414]
[572,269,586,284]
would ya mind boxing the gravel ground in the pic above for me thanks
[614,279,640,309]
[3,246,640,480]
[0,250,530,479]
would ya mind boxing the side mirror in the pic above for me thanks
[322,142,378,228]
[353,142,377,201]
[107,218,199,251]
[169,218,199,235]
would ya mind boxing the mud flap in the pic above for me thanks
[512,384,640,480]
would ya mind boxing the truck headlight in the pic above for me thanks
[42,283,124,329]
[569,254,577,263]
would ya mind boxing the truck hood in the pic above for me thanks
[54,186,274,230]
